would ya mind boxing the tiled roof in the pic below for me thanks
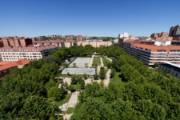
[133,43,180,51]
[124,40,180,52]
[0,59,30,72]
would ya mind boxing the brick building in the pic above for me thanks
[1,37,32,47]
[0,37,56,61]
[0,35,113,61]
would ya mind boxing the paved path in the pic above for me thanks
[100,57,104,67]
[103,69,111,87]
[97,65,100,75]
[85,78,93,86]
[59,91,80,120]
[106,57,112,62]
[67,91,80,108]
[63,114,72,120]
[90,55,95,67]
[63,77,72,86]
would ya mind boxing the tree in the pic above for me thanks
[55,88,67,101]
[48,87,67,101]
[71,76,85,90]
[94,72,99,80]
[110,99,143,120]
[99,67,106,80]
[72,98,113,120]
[1,45,180,120]
[134,100,166,120]
[0,92,24,119]
[20,96,57,120]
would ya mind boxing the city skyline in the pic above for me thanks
[0,0,180,37]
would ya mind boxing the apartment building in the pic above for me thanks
[0,37,56,61]
[159,62,180,78]
[77,40,112,48]
[120,39,180,65]
[33,39,112,48]
[0,46,55,61]
[0,36,112,61]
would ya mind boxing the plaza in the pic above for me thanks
[69,57,92,68]
[62,57,95,75]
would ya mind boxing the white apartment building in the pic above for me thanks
[77,40,112,48]
[0,46,56,61]
[121,40,180,65]
[0,52,43,61]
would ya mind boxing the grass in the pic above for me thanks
[92,56,101,67]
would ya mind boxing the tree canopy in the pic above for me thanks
[0,45,180,120]
[72,45,180,120]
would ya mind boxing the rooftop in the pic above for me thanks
[125,40,180,52]
[0,59,30,72]
[133,43,180,52]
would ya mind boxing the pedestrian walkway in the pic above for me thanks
[67,91,80,108]
[59,91,80,120]
[100,57,104,67]
[90,55,95,67]
[103,69,111,87]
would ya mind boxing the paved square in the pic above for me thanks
[69,57,92,68]
[62,68,95,75]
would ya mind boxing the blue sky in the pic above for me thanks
[0,0,179,37]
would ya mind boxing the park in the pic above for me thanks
[0,45,180,120]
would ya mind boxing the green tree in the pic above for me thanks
[48,87,67,101]
[72,98,113,120]
[99,67,106,80]
[20,96,57,120]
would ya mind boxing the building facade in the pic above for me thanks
[0,46,55,61]
[159,62,180,78]
[0,37,56,61]
[0,36,113,61]
[77,40,112,48]
[120,39,180,65]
